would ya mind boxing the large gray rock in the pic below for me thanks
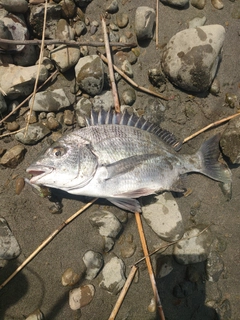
[0,64,48,99]
[162,25,225,92]
[75,55,104,96]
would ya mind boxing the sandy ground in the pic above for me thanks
[0,1,240,319]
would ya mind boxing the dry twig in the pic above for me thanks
[135,212,166,320]
[101,16,120,113]
[25,0,48,136]
[0,38,136,49]
[99,52,169,101]
[108,265,138,320]
[0,198,97,290]
[183,112,240,143]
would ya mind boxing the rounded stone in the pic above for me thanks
[69,284,95,310]
[0,145,26,168]
[135,7,155,40]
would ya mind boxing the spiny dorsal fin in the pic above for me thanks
[86,108,182,151]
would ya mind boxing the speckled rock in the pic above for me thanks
[0,218,21,260]
[173,226,213,265]
[29,89,71,112]
[69,284,95,310]
[75,55,104,96]
[92,91,114,111]
[15,123,50,145]
[160,0,189,7]
[75,96,92,127]
[99,254,126,294]
[50,45,80,73]
[0,64,48,99]
[122,88,136,106]
[82,250,104,280]
[142,192,184,242]
[0,145,26,168]
[162,25,225,92]
[220,117,240,164]
[135,7,155,41]
[206,251,224,282]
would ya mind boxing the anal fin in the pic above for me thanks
[107,197,142,213]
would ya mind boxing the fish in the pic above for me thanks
[26,109,232,212]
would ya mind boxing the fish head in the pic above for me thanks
[26,135,98,191]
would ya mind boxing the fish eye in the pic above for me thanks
[52,146,66,157]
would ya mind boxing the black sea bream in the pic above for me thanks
[26,110,232,212]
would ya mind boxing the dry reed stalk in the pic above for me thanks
[0,198,97,290]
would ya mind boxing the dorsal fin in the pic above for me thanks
[86,108,182,151]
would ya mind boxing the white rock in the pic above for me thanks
[142,192,184,242]
[82,250,104,280]
[188,16,207,28]
[173,226,213,264]
[99,255,126,294]
[29,89,70,112]
[135,7,155,41]
[162,25,225,92]
[0,218,21,260]
[50,45,80,72]
[0,64,48,99]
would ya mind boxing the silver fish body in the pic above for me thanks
[26,111,232,212]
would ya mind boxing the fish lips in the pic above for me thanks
[26,165,54,184]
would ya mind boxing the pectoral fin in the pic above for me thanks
[107,197,142,213]
[105,154,159,180]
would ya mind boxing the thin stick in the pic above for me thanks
[0,198,97,290]
[101,16,120,113]
[99,52,169,101]
[108,265,138,320]
[156,0,159,47]
[183,112,240,143]
[25,0,47,136]
[0,69,58,125]
[135,212,165,320]
[0,38,137,48]
[0,127,25,138]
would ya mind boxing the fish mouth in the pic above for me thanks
[26,165,54,184]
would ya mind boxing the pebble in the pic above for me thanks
[99,254,126,294]
[142,192,184,242]
[135,7,155,41]
[211,0,224,10]
[162,25,225,92]
[82,250,104,280]
[119,234,136,258]
[121,88,136,106]
[188,16,207,28]
[15,177,25,195]
[225,93,238,108]
[50,45,80,73]
[116,12,129,28]
[0,218,21,260]
[7,121,20,132]
[210,77,220,95]
[173,226,213,265]
[206,250,224,282]
[61,267,80,286]
[69,284,95,310]
[148,68,166,88]
[106,0,119,13]
[191,0,206,9]
[0,144,26,168]
[56,19,74,40]
[15,123,50,145]
[61,0,77,19]
[121,59,133,78]
[161,0,189,8]
[0,64,48,99]
[89,210,122,252]
[147,297,156,313]
[29,89,70,112]
[25,309,44,320]
[220,117,240,163]
[46,116,60,131]
[92,91,114,111]
[75,55,104,96]
[64,109,75,125]
[74,20,86,36]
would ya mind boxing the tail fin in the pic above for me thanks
[198,134,232,184]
